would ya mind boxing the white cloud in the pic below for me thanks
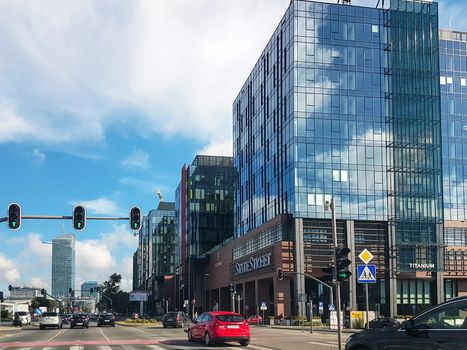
[0,253,20,283]
[198,139,233,157]
[71,197,120,215]
[0,0,291,149]
[120,150,150,170]
[32,148,45,163]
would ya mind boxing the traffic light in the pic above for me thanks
[321,247,352,283]
[8,285,12,291]
[7,203,21,230]
[41,289,46,296]
[72,205,86,231]
[335,247,352,282]
[277,268,284,281]
[90,288,94,294]
[229,283,234,293]
[69,288,73,296]
[0,291,3,303]
[129,206,141,230]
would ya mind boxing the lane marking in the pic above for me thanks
[145,345,165,350]
[70,346,84,350]
[47,329,66,342]
[249,345,281,350]
[42,347,53,350]
[121,345,135,350]
[307,341,339,347]
[97,328,110,341]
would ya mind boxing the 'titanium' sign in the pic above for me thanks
[409,263,435,269]
[235,253,272,275]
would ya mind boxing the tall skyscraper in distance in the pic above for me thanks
[51,233,75,298]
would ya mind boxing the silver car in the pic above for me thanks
[39,312,62,329]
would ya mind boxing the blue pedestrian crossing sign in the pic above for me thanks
[357,264,377,283]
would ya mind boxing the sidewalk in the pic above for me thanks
[262,324,359,334]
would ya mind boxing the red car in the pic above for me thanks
[247,314,263,325]
[187,311,250,346]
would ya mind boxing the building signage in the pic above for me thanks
[234,253,272,275]
[409,263,435,269]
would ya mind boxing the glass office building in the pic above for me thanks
[440,29,467,299]
[51,233,75,298]
[233,0,449,316]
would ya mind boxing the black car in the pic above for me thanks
[367,317,400,329]
[70,314,89,329]
[98,313,115,327]
[346,296,467,350]
[162,311,189,328]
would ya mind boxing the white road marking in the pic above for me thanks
[47,329,66,342]
[42,347,53,350]
[97,327,110,341]
[121,345,136,350]
[97,346,113,350]
[70,346,84,350]
[145,345,165,350]
[307,341,339,347]
[247,345,277,350]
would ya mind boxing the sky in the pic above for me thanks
[0,0,465,295]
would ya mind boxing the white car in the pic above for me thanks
[12,312,31,326]
[39,312,62,329]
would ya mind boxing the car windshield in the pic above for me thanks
[216,315,244,322]
[164,313,178,317]
[15,312,27,316]
[42,312,57,317]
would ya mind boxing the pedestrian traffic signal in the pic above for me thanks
[129,206,141,230]
[7,203,21,230]
[277,268,284,281]
[72,205,86,231]
[336,247,352,282]
[41,289,46,296]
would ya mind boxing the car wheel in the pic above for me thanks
[71,325,74,329]
[204,332,212,346]
[39,326,43,330]
[187,329,194,342]
[240,340,249,347]
[163,325,167,328]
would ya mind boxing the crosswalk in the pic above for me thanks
[0,345,273,350]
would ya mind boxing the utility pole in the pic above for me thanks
[326,198,343,350]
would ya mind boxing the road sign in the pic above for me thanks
[260,301,267,311]
[35,308,42,316]
[357,264,377,283]
[328,304,335,311]
[358,249,374,265]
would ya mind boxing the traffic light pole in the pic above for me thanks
[330,199,343,350]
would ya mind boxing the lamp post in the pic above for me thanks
[324,198,342,350]
[204,273,210,312]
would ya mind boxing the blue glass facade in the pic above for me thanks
[233,0,459,316]
[234,1,388,239]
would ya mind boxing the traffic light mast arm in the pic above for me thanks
[98,291,113,306]
[0,217,6,223]
[43,291,61,304]
[281,271,334,307]
[5,215,130,220]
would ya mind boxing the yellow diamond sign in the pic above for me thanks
[358,249,374,265]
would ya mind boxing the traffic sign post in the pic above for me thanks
[357,252,377,330]
[260,301,267,325]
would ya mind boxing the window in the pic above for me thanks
[307,194,315,205]
[461,78,466,87]
[447,76,453,84]
[414,300,467,330]
[440,76,446,85]
[372,25,379,33]
[332,170,340,181]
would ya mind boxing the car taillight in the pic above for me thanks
[212,322,226,330]
[176,317,180,321]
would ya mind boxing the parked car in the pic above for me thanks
[162,311,189,328]
[346,296,467,350]
[97,313,115,327]
[12,311,31,327]
[39,312,61,329]
[70,313,89,329]
[59,314,72,325]
[187,311,250,346]
[246,315,263,325]
[366,317,400,329]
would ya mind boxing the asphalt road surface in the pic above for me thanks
[0,322,351,350]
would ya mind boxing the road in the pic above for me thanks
[0,322,351,350]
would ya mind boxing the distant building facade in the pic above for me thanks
[8,287,41,300]
[51,233,75,298]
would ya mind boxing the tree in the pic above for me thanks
[31,297,59,312]
[103,273,122,294]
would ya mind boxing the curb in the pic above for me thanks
[266,326,358,334]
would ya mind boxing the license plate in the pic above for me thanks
[167,319,173,321]
[105,320,109,322]
[76,323,82,325]
[227,325,239,329]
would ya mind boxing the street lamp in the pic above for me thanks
[204,273,210,312]
[324,198,343,350]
